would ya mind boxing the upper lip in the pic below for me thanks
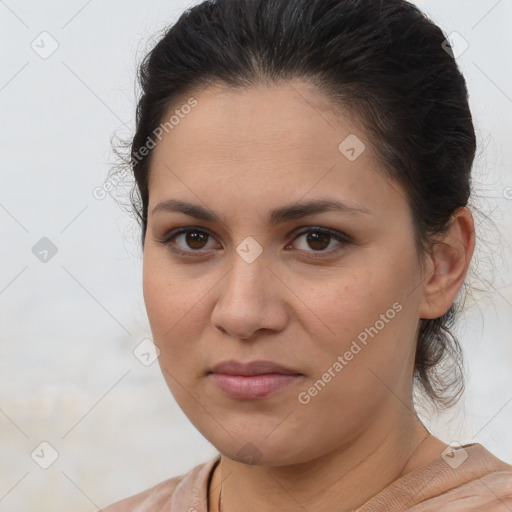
[209,360,302,376]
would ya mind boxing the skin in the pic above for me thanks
[141,80,480,512]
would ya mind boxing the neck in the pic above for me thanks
[209,412,448,512]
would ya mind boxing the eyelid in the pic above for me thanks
[286,226,352,259]
[156,226,219,257]
[156,225,352,258]
[290,226,352,244]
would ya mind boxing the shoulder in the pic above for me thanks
[102,455,220,512]
[357,443,512,511]
[102,474,184,512]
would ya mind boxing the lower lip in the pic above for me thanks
[210,373,302,400]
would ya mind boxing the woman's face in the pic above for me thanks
[143,81,430,465]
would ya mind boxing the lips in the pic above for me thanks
[208,359,303,400]
[209,359,302,376]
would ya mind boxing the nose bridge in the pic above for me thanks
[227,241,268,297]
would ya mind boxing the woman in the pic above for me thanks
[104,0,512,510]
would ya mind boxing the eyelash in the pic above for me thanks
[155,226,352,260]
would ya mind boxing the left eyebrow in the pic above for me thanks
[151,197,372,225]
[268,198,372,225]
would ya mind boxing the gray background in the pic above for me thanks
[0,0,511,510]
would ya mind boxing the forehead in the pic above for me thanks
[151,80,362,169]
[147,80,405,221]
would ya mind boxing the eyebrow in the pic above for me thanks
[151,198,371,226]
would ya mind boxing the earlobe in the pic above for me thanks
[418,208,475,320]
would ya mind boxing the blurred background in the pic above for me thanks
[0,0,511,509]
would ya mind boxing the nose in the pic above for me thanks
[210,251,288,340]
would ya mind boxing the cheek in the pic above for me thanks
[296,263,404,342]
[142,256,212,371]
[143,250,192,331]
[296,256,419,383]
[292,283,415,441]
[142,260,169,338]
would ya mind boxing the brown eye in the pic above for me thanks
[184,230,209,249]
[157,226,350,260]
[305,231,331,251]
[158,227,218,256]
[289,227,350,257]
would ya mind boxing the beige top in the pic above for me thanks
[104,443,512,511]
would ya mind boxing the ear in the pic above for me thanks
[418,207,475,320]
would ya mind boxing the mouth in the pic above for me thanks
[209,359,302,376]
[208,359,303,400]
[208,373,303,400]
